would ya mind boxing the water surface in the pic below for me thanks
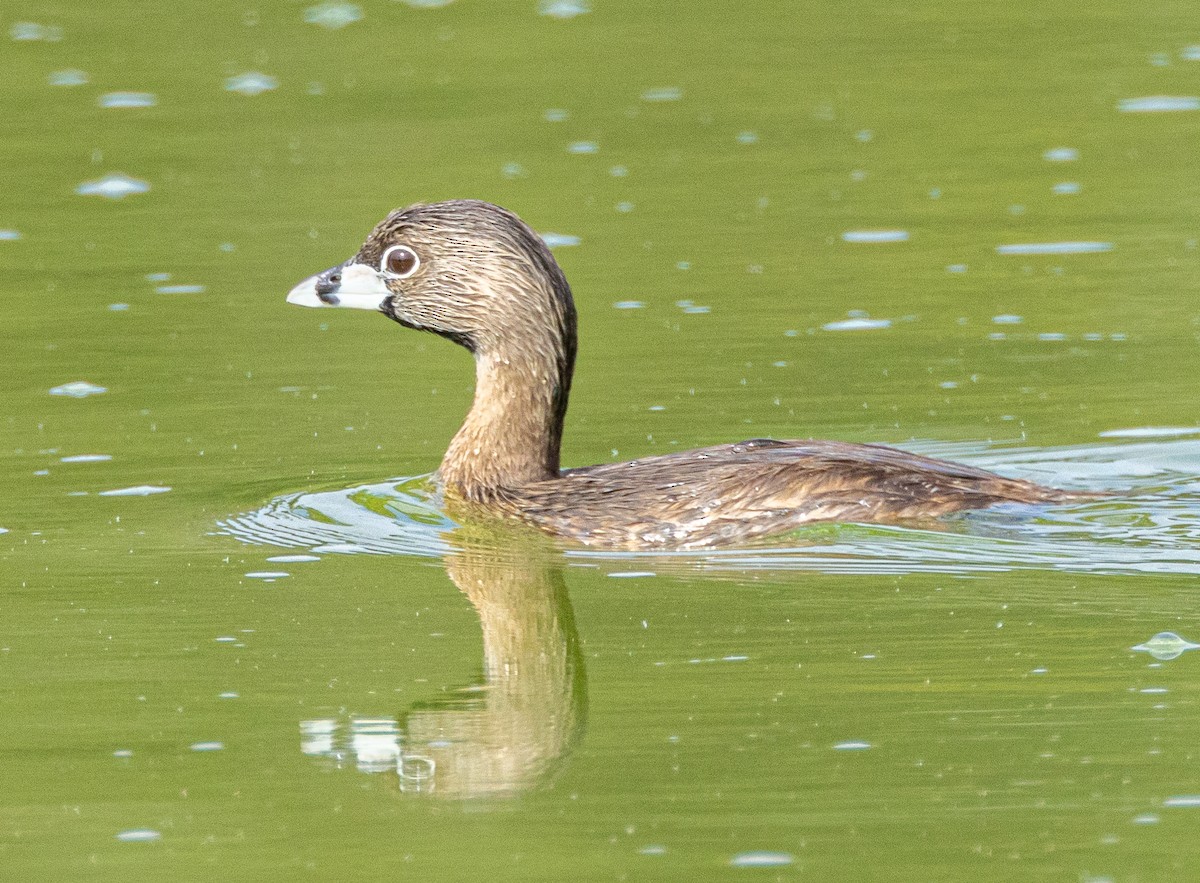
[3,0,1200,879]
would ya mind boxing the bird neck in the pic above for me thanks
[440,334,574,498]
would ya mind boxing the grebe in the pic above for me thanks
[287,199,1083,549]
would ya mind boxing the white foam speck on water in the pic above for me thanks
[98,485,171,497]
[614,300,645,310]
[10,22,63,41]
[303,1,363,28]
[267,554,321,563]
[993,314,1023,324]
[0,527,8,535]
[98,92,157,108]
[638,845,667,855]
[48,68,88,86]
[225,72,278,96]
[0,230,22,241]
[676,299,711,314]
[1133,814,1160,825]
[399,0,455,6]
[823,317,891,331]
[1131,631,1200,660]
[1118,96,1200,112]
[539,232,580,248]
[543,108,569,122]
[842,229,909,243]
[736,131,759,144]
[946,263,968,273]
[50,381,107,397]
[155,284,206,294]
[608,571,656,578]
[76,173,150,199]
[539,0,590,17]
[730,852,794,868]
[108,303,129,311]
[190,741,224,752]
[1039,332,1066,341]
[246,571,289,579]
[219,691,239,699]
[1139,687,1168,694]
[1052,182,1081,194]
[567,141,598,154]
[215,636,237,642]
[1043,147,1079,161]
[834,741,872,750]
[996,242,1113,255]
[1183,46,1200,61]
[1164,795,1200,808]
[113,749,132,758]
[115,829,161,842]
[641,87,682,102]
[146,272,171,282]
[1100,427,1200,439]
[60,454,112,463]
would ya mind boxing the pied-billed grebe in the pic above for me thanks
[287,199,1085,549]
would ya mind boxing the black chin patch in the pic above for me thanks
[385,299,477,352]
[434,328,477,351]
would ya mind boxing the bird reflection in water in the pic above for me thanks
[300,537,586,798]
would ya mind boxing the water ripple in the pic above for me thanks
[539,0,590,17]
[220,440,1200,576]
[842,230,909,243]
[303,1,363,28]
[1132,632,1200,661]
[1118,96,1200,112]
[225,72,278,96]
[50,381,107,397]
[76,173,150,199]
[98,91,157,109]
[996,242,1113,255]
[48,69,88,86]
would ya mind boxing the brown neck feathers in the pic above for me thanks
[439,304,575,499]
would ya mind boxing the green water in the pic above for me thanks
[4,0,1200,879]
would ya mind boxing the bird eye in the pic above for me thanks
[380,244,420,278]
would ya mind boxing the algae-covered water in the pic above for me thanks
[4,0,1200,879]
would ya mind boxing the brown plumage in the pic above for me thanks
[288,199,1088,550]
